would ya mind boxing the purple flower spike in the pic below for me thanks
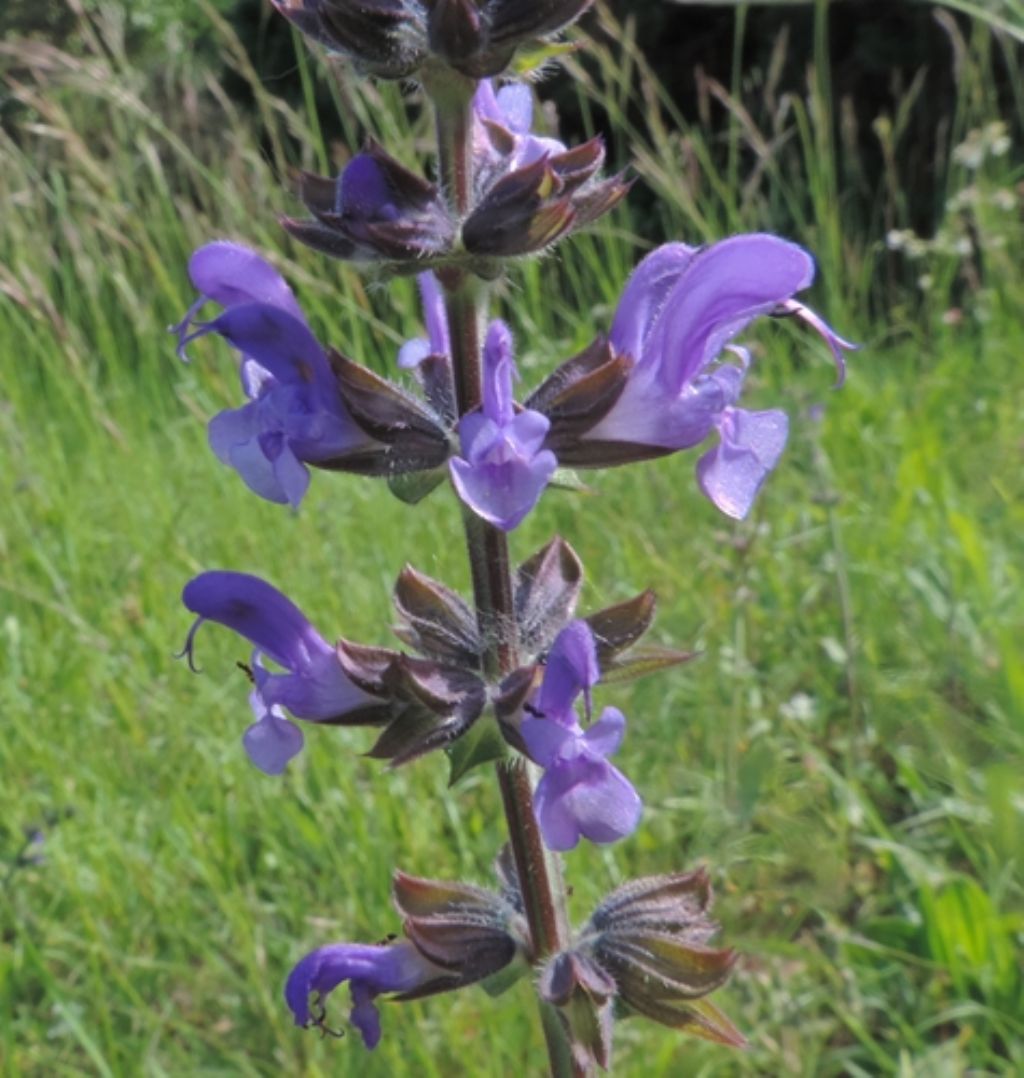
[450,321,557,531]
[181,571,376,772]
[174,241,373,508]
[585,233,854,517]
[285,941,441,1048]
[521,621,642,851]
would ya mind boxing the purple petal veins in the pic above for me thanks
[521,622,642,851]
[285,941,440,1048]
[587,233,854,517]
[450,321,557,531]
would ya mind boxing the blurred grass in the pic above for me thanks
[1,1,1022,1074]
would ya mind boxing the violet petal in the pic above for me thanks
[696,407,789,519]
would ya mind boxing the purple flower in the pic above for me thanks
[463,80,626,258]
[586,234,855,519]
[285,941,442,1048]
[472,79,567,187]
[450,321,557,531]
[173,242,374,508]
[521,621,642,851]
[181,571,377,774]
[397,272,451,370]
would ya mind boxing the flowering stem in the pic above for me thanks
[430,76,587,1078]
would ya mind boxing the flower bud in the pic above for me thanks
[427,0,486,68]
[283,143,453,268]
[462,139,627,258]
[392,869,527,985]
[513,537,583,658]
[580,868,746,1048]
[487,0,594,47]
[369,656,487,765]
[271,0,427,79]
[393,564,482,665]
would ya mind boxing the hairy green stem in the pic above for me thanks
[429,73,588,1078]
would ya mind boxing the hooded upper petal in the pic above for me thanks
[182,571,329,671]
[581,232,852,525]
[187,241,306,321]
[609,242,698,361]
[195,303,338,401]
[285,941,438,1048]
[643,234,815,394]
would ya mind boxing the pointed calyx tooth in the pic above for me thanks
[391,869,526,991]
[393,565,482,665]
[335,638,400,694]
[585,590,700,685]
[393,871,503,920]
[514,536,583,657]
[326,350,451,476]
[584,589,657,662]
[580,867,745,1048]
[492,664,541,752]
[427,0,484,65]
[487,0,595,46]
[293,0,426,79]
[526,337,631,448]
[588,868,714,931]
[364,655,487,766]
[539,950,616,1008]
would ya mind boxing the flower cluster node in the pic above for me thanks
[273,0,593,80]
[283,80,625,273]
[576,868,746,1048]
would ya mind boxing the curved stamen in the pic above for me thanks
[175,616,206,674]
[773,299,859,388]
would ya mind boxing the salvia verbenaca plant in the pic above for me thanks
[174,2,854,1072]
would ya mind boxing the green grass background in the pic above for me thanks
[1,2,1022,1074]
